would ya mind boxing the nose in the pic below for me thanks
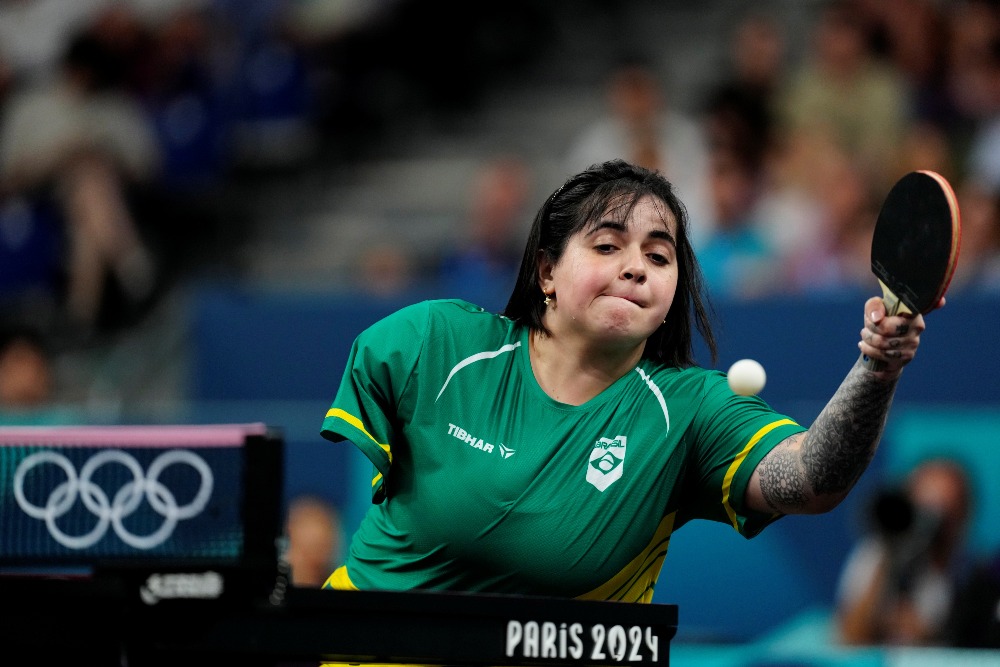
[621,269,645,284]
[621,251,646,284]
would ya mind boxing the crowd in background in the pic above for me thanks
[1,0,999,346]
[730,0,1000,299]
[0,0,305,343]
[0,0,549,346]
[340,0,1000,307]
[563,0,1000,301]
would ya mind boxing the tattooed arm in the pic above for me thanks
[745,296,937,515]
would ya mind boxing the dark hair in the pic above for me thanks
[502,159,717,367]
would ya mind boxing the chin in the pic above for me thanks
[593,317,653,344]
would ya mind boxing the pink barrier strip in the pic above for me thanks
[0,423,270,447]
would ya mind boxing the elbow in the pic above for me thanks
[807,490,850,515]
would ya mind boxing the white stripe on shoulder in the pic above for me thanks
[635,367,670,430]
[436,341,522,402]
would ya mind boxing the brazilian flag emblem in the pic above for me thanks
[587,436,626,491]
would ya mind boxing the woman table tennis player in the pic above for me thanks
[319,159,937,600]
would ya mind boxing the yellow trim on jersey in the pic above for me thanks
[577,512,676,603]
[721,418,796,530]
[324,565,358,590]
[326,407,393,463]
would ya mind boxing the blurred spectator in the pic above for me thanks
[227,12,318,171]
[968,111,1000,195]
[565,54,714,247]
[701,11,787,173]
[948,182,1000,293]
[854,0,955,130]
[283,494,343,588]
[0,23,162,338]
[435,155,533,296]
[727,11,788,100]
[782,144,879,295]
[0,325,82,425]
[694,10,815,278]
[357,243,416,298]
[943,0,1000,128]
[281,0,384,45]
[0,48,13,107]
[0,192,65,327]
[696,147,779,299]
[0,0,111,84]
[140,5,232,193]
[127,5,250,278]
[894,119,957,180]
[775,0,911,194]
[835,458,974,646]
[0,326,53,409]
[963,29,1000,192]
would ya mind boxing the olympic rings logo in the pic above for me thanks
[13,449,214,550]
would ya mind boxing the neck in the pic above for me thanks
[528,329,643,406]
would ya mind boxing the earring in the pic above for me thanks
[543,292,553,306]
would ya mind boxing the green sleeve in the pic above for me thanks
[686,370,806,537]
[320,301,429,502]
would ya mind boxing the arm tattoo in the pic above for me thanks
[759,445,808,509]
[758,358,899,512]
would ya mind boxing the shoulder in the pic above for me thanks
[638,360,791,416]
[638,361,722,389]
[365,299,509,339]
[634,362,731,406]
[392,298,499,323]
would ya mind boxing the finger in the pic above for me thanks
[861,319,922,347]
[858,337,917,369]
[886,312,926,337]
[864,296,886,328]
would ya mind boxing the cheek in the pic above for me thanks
[654,264,679,292]
[654,272,679,312]
[556,255,605,297]
[665,273,680,296]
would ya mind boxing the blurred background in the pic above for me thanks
[3,0,1000,663]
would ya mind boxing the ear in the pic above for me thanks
[537,249,555,294]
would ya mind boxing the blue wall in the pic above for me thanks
[186,284,1000,642]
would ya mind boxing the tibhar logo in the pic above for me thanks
[448,423,496,454]
[587,436,626,491]
[498,444,516,459]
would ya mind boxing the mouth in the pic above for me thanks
[604,294,645,307]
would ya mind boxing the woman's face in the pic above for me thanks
[539,195,678,350]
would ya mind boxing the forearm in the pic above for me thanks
[754,358,901,514]
[801,357,900,500]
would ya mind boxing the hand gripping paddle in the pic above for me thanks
[864,170,961,371]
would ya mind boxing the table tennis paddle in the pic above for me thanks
[864,169,961,371]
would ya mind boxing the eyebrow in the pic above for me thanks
[589,220,677,246]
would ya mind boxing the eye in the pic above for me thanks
[648,253,670,266]
[594,243,617,254]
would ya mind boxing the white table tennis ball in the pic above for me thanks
[727,358,766,396]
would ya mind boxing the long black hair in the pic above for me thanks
[502,159,717,367]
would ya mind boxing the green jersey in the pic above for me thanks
[321,299,805,601]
